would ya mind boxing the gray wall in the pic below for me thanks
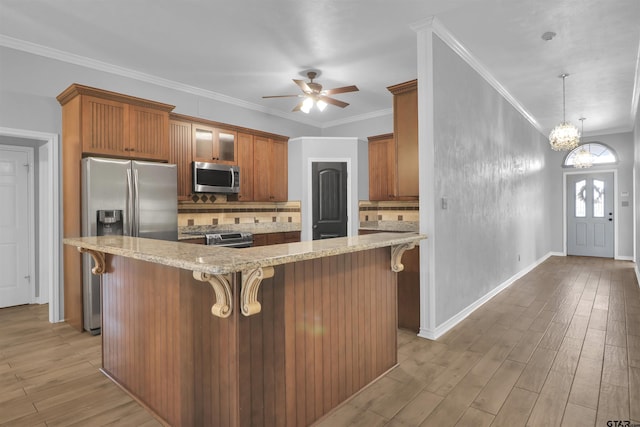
[431,35,553,325]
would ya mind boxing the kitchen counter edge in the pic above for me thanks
[64,233,426,275]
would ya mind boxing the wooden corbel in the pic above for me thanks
[390,243,416,272]
[240,266,275,316]
[77,248,106,275]
[192,272,233,318]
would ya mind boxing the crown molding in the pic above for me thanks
[0,34,324,128]
[411,17,543,135]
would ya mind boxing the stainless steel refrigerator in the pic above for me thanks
[81,157,178,334]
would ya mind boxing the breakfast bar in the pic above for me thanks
[63,232,424,427]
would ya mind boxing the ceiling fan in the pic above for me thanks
[263,71,359,113]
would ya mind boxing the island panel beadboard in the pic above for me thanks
[96,246,399,426]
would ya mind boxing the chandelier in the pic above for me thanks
[549,73,580,151]
[573,118,593,168]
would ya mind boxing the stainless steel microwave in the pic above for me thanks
[192,162,240,194]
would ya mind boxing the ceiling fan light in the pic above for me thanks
[316,99,328,111]
[301,97,313,114]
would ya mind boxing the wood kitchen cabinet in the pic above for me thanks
[368,133,395,201]
[57,85,173,161]
[253,136,288,202]
[387,79,419,200]
[252,231,300,247]
[235,132,254,201]
[169,119,194,201]
[192,123,237,164]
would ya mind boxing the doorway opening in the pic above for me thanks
[0,127,60,322]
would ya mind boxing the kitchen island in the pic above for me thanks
[63,232,424,427]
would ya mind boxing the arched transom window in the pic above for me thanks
[564,142,617,167]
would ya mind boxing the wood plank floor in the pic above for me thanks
[1,256,638,426]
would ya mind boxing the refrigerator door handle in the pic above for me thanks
[133,168,140,237]
[126,168,134,236]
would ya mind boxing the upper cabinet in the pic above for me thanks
[169,119,194,201]
[57,84,174,162]
[235,132,254,201]
[389,80,418,199]
[368,133,395,201]
[253,136,288,202]
[192,123,237,164]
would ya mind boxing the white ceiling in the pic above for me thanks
[1,0,639,136]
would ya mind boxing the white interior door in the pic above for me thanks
[567,172,614,258]
[0,147,31,307]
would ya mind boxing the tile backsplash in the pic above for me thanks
[359,200,419,222]
[178,198,301,227]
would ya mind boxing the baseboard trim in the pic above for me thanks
[417,251,557,341]
[635,264,640,288]
[615,255,634,261]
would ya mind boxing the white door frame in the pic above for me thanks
[0,127,61,322]
[563,168,618,259]
[0,145,35,306]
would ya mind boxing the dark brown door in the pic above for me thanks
[312,162,347,240]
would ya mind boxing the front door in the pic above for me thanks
[312,162,348,240]
[0,147,31,307]
[566,172,614,258]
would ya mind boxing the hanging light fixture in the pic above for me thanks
[549,73,580,151]
[573,118,593,168]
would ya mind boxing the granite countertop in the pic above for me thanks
[359,221,419,232]
[178,223,301,240]
[64,232,425,275]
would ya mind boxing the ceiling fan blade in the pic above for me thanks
[323,85,359,95]
[319,96,349,108]
[292,100,304,112]
[293,79,312,93]
[262,94,301,98]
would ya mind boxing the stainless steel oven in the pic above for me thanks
[205,231,253,248]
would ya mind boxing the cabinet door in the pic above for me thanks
[368,135,395,201]
[217,130,237,164]
[193,124,216,162]
[81,95,128,156]
[266,232,285,245]
[270,138,288,201]
[394,86,418,199]
[236,132,254,201]
[129,105,169,161]
[283,231,300,243]
[169,119,193,200]
[252,234,268,247]
[252,136,272,201]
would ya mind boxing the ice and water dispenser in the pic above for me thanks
[96,209,123,236]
